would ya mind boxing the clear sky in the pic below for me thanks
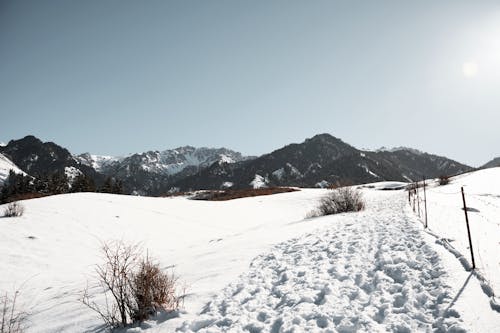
[1,1,499,167]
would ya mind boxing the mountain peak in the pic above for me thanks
[8,135,43,146]
[307,133,340,142]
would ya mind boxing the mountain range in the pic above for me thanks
[0,134,489,194]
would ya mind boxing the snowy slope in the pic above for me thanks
[0,190,329,332]
[0,152,26,184]
[422,167,500,298]
[0,183,499,332]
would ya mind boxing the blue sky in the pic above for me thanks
[1,0,499,166]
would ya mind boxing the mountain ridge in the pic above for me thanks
[0,134,474,195]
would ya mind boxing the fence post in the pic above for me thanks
[461,187,476,270]
[423,176,428,228]
[416,181,421,217]
[412,186,416,212]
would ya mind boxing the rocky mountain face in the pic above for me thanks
[482,157,500,169]
[76,146,250,194]
[172,134,473,191]
[0,134,473,195]
[0,136,101,182]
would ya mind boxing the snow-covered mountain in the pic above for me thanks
[77,146,248,177]
[76,146,252,194]
[173,134,473,190]
[0,134,473,195]
[0,135,100,182]
[75,153,120,172]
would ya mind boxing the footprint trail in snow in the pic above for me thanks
[180,193,466,333]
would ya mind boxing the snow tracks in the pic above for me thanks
[180,193,466,333]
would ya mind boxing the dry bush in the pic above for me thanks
[81,241,183,330]
[438,175,450,185]
[1,291,26,333]
[131,258,183,322]
[309,187,365,217]
[3,202,24,218]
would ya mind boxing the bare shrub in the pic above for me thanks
[438,175,450,185]
[131,258,183,322]
[309,187,365,217]
[1,291,26,333]
[3,202,24,218]
[81,241,183,330]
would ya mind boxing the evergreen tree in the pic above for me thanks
[100,177,114,193]
[71,174,96,193]
[112,179,123,194]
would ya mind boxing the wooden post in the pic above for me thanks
[423,176,428,228]
[461,187,476,269]
[416,181,421,217]
[412,186,416,212]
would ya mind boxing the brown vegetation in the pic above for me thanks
[190,187,299,201]
[438,175,450,185]
[308,187,365,217]
[81,241,184,329]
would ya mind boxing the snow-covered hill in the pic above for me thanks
[0,152,26,185]
[1,172,499,332]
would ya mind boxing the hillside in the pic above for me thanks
[173,134,472,191]
[482,157,500,169]
[1,169,499,332]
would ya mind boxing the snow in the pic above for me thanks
[0,176,499,332]
[358,163,380,178]
[271,164,302,180]
[315,180,329,188]
[250,174,268,189]
[376,146,424,155]
[221,181,233,189]
[64,166,82,182]
[75,153,120,172]
[358,181,408,190]
[0,153,27,184]
[286,163,302,178]
[271,168,285,180]
[218,154,235,164]
[181,195,465,332]
[421,167,500,299]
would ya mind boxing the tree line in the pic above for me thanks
[0,170,123,204]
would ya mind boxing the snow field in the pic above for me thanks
[0,189,331,332]
[1,176,499,332]
[179,192,466,333]
[422,168,500,298]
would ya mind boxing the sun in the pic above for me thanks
[462,62,478,78]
